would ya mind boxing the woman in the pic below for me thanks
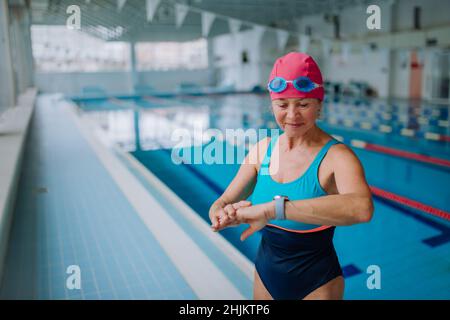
[209,52,373,300]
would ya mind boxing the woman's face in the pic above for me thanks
[271,98,321,136]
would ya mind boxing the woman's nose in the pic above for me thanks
[287,105,302,119]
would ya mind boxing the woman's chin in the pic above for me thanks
[283,124,309,135]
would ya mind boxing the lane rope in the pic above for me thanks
[370,186,450,221]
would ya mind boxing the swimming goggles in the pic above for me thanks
[267,76,322,93]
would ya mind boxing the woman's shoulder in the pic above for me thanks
[325,137,361,166]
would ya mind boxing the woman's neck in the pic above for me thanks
[282,125,324,151]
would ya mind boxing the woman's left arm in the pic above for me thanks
[272,144,374,226]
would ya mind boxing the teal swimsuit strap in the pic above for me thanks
[309,138,341,169]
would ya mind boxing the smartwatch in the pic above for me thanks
[273,195,289,220]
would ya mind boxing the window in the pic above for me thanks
[136,39,208,71]
[31,25,130,72]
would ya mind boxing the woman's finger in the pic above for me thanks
[224,204,235,213]
[231,201,252,220]
[223,204,236,219]
[213,208,227,229]
[231,202,240,211]
[219,212,229,226]
[240,225,256,241]
[232,201,252,210]
[239,200,252,207]
[210,214,219,230]
[228,206,238,219]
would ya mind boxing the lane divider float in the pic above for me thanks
[370,186,450,221]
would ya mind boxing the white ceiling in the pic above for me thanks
[29,0,373,42]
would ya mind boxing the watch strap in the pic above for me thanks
[274,196,286,220]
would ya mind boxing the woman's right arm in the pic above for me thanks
[209,137,270,230]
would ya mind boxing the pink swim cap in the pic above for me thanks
[268,52,324,101]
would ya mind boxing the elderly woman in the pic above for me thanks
[208,52,373,300]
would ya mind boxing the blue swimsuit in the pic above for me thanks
[251,134,343,300]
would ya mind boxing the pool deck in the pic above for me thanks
[0,94,253,300]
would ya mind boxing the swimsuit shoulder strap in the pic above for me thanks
[259,134,279,173]
[309,138,341,172]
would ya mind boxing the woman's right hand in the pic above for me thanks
[210,200,252,232]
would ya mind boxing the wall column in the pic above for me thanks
[0,0,16,110]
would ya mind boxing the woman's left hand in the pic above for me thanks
[235,202,274,241]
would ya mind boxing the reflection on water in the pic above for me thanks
[80,94,270,152]
[78,94,449,155]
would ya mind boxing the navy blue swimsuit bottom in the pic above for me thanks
[255,225,343,300]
